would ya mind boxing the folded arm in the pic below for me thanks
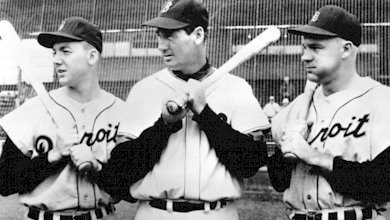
[193,104,268,178]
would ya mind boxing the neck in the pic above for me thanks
[65,78,101,103]
[322,69,359,96]
[172,58,210,81]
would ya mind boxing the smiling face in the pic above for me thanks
[52,41,92,87]
[301,36,344,85]
[156,27,205,74]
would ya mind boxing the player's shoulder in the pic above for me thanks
[215,71,253,90]
[132,69,168,88]
[360,77,390,99]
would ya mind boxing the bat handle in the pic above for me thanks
[78,161,92,174]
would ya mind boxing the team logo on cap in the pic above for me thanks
[161,0,173,13]
[311,11,320,22]
[58,20,66,31]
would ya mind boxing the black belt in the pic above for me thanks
[292,207,373,220]
[27,205,114,220]
[149,199,227,212]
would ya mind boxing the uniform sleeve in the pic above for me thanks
[370,87,390,158]
[193,105,268,178]
[267,148,295,192]
[94,117,182,201]
[124,80,165,138]
[0,137,68,196]
[328,146,390,204]
[231,80,270,133]
[0,98,42,155]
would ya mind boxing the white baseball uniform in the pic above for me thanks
[270,76,390,219]
[0,87,131,219]
[125,67,270,219]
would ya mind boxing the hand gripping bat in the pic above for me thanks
[283,79,317,159]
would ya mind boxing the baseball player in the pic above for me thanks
[121,0,270,219]
[0,17,165,220]
[263,95,281,122]
[268,5,390,220]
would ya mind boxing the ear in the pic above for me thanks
[192,26,205,45]
[341,41,354,59]
[87,49,99,65]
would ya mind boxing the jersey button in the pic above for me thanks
[307,195,312,200]
[81,108,85,113]
[82,125,86,130]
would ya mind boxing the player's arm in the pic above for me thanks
[325,147,390,204]
[0,136,68,196]
[94,116,183,202]
[266,147,295,192]
[192,104,268,178]
[282,132,390,203]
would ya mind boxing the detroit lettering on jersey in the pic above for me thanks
[309,114,369,144]
[80,122,119,146]
[34,122,119,155]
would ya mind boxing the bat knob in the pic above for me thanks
[167,101,184,114]
[283,152,298,161]
[78,161,92,174]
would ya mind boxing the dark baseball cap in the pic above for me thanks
[38,17,103,53]
[142,0,208,31]
[288,5,361,46]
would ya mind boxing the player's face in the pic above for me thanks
[301,37,343,84]
[52,42,90,87]
[156,28,199,73]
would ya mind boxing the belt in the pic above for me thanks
[292,207,373,220]
[27,205,115,220]
[149,199,228,212]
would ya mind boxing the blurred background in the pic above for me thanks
[0,0,389,219]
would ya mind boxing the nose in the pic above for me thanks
[301,48,312,63]
[157,37,169,52]
[53,53,62,66]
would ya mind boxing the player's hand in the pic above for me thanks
[186,79,207,115]
[281,132,333,171]
[69,143,101,173]
[280,120,312,160]
[48,127,79,163]
[162,92,188,124]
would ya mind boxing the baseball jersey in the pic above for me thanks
[263,102,281,118]
[0,87,132,211]
[125,68,270,201]
[274,77,390,211]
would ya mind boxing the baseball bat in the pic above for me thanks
[167,26,281,113]
[283,79,316,159]
[0,20,91,173]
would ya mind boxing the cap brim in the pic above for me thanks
[38,32,83,48]
[288,25,338,37]
[142,17,189,29]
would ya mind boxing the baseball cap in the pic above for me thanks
[142,0,208,30]
[288,5,361,46]
[38,17,103,53]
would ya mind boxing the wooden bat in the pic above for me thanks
[167,26,281,113]
[0,20,91,173]
[283,79,317,159]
